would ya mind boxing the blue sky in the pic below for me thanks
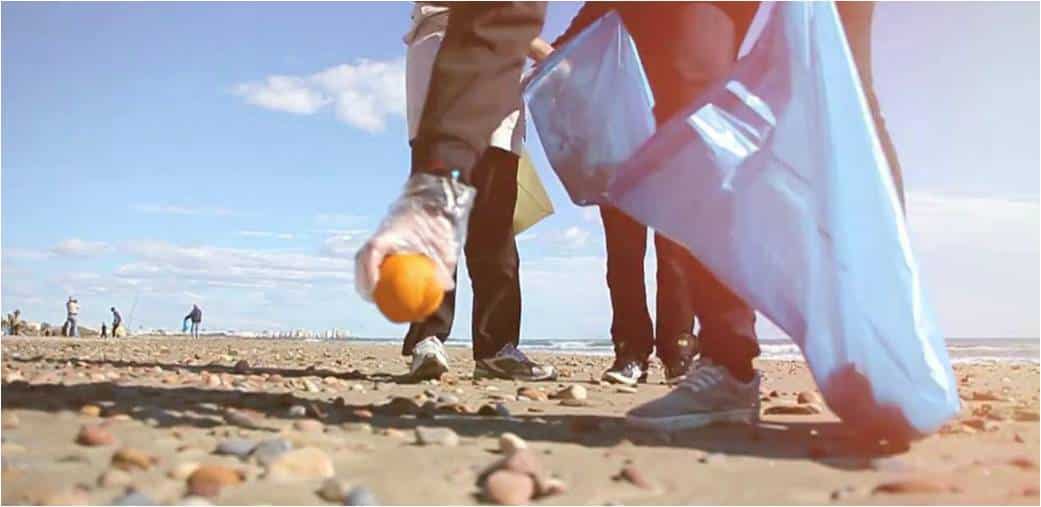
[2,2,1038,340]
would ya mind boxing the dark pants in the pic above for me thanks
[837,1,905,209]
[602,2,759,374]
[190,322,200,338]
[411,2,547,182]
[403,148,521,360]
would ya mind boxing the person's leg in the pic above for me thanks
[70,317,78,337]
[837,1,905,211]
[651,233,698,381]
[599,206,654,384]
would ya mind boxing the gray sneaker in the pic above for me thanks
[625,359,760,432]
[409,336,449,381]
[474,343,557,381]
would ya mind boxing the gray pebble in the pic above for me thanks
[250,438,293,466]
[113,491,156,506]
[287,405,308,418]
[215,438,258,458]
[437,394,460,405]
[345,486,379,506]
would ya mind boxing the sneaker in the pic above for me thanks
[661,333,699,384]
[474,343,557,381]
[601,358,648,386]
[409,336,450,381]
[625,358,760,432]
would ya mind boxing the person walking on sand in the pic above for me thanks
[110,307,123,337]
[64,297,80,337]
[396,2,557,382]
[184,304,202,338]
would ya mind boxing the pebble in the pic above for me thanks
[215,439,258,458]
[112,447,157,471]
[1014,409,1039,422]
[318,477,352,503]
[188,464,243,497]
[552,385,587,401]
[98,468,133,488]
[615,386,638,394]
[265,447,334,481]
[344,486,380,506]
[77,424,116,446]
[539,477,567,497]
[872,479,955,495]
[437,393,460,405]
[484,470,535,505]
[303,379,321,393]
[499,433,527,454]
[796,391,822,405]
[294,419,325,433]
[287,405,308,418]
[1,413,19,429]
[763,404,821,415]
[516,387,548,401]
[614,465,653,489]
[80,404,102,417]
[168,462,200,480]
[415,426,460,447]
[113,491,156,506]
[478,403,511,418]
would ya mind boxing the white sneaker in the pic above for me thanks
[410,336,449,381]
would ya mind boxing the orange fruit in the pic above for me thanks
[373,253,445,323]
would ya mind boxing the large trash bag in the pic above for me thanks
[604,2,959,439]
[523,10,655,206]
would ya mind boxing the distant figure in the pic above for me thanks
[3,309,23,336]
[184,304,202,338]
[65,297,80,337]
[101,323,108,338]
[110,307,123,338]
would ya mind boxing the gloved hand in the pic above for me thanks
[355,172,477,301]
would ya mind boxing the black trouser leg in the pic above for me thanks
[837,1,905,211]
[652,233,698,360]
[403,148,521,359]
[600,206,654,363]
[411,2,547,181]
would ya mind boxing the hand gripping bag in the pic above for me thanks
[606,2,958,439]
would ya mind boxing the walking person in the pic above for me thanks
[64,297,80,337]
[110,307,123,338]
[101,323,108,338]
[549,2,760,387]
[399,2,556,382]
[184,304,202,338]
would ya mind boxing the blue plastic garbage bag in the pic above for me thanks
[523,11,655,206]
[605,2,959,439]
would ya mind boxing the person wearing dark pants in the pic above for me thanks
[552,2,760,387]
[185,304,202,339]
[395,2,555,382]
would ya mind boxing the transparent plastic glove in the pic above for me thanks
[355,172,476,301]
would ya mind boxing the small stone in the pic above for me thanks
[287,405,308,418]
[437,393,460,405]
[2,413,19,429]
[796,391,822,405]
[478,403,511,418]
[303,379,321,393]
[613,465,653,489]
[344,486,380,506]
[1014,409,1039,422]
[763,404,821,415]
[215,439,257,458]
[233,360,250,374]
[294,419,324,433]
[77,424,116,446]
[516,387,548,401]
[318,477,352,502]
[187,464,243,498]
[80,405,102,417]
[768,390,780,398]
[872,479,955,495]
[98,468,133,488]
[250,438,293,466]
[113,491,156,506]
[551,385,587,401]
[415,426,460,447]
[168,462,200,480]
[112,447,157,471]
[265,447,334,481]
[499,433,527,454]
[484,469,535,505]
[615,386,638,394]
[538,477,567,497]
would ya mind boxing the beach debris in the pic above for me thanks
[763,404,821,415]
[98,468,133,488]
[796,391,822,404]
[551,385,587,401]
[872,479,956,495]
[111,447,157,471]
[168,462,200,480]
[318,477,352,503]
[499,433,527,454]
[613,465,653,489]
[344,486,380,505]
[215,439,258,458]
[415,426,460,447]
[517,386,548,401]
[80,404,102,417]
[112,491,156,506]
[250,438,293,466]
[264,447,334,481]
[76,424,116,446]
[293,419,324,433]
[187,464,243,497]
[484,470,535,505]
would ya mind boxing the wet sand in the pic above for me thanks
[1,336,1038,505]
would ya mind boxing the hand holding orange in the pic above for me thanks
[373,253,445,323]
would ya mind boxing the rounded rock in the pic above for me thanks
[77,424,116,446]
[317,477,351,503]
[498,433,527,454]
[484,469,535,505]
[344,486,380,506]
[187,464,243,498]
[265,447,334,481]
[112,447,157,471]
[215,439,258,458]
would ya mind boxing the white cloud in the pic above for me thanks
[133,204,235,217]
[320,230,368,258]
[238,230,299,240]
[51,239,111,258]
[233,58,406,133]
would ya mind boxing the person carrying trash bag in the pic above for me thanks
[184,304,202,339]
[546,2,760,387]
[396,2,557,382]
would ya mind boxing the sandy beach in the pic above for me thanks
[1,335,1037,505]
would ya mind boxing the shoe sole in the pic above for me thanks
[625,408,758,432]
[473,366,557,382]
[602,371,640,386]
[410,356,449,381]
